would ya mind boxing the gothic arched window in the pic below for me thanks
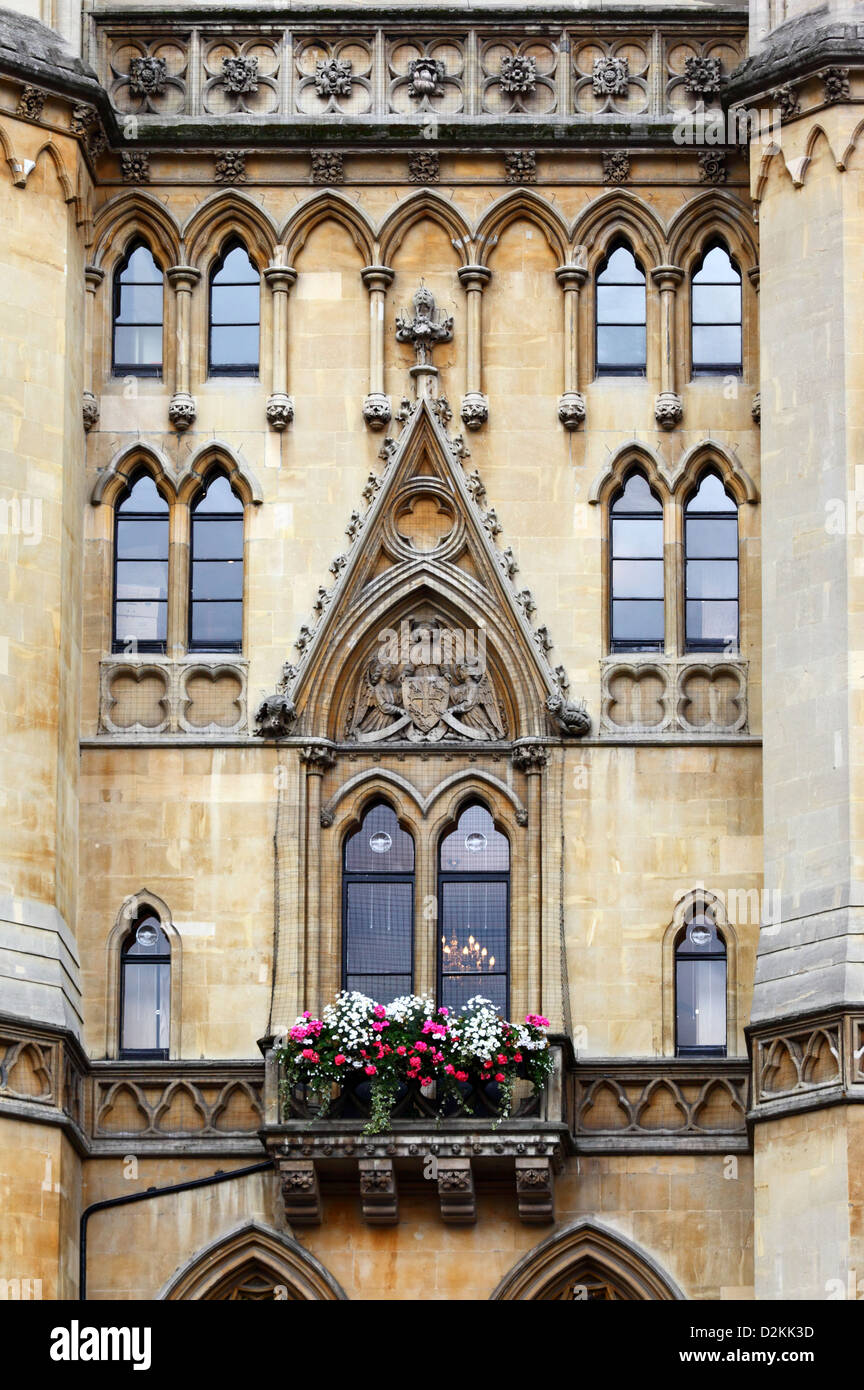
[684,471,739,652]
[113,473,169,654]
[595,241,647,376]
[675,909,727,1056]
[208,239,260,376]
[609,471,664,652]
[112,239,163,376]
[189,472,244,652]
[691,241,742,374]
[438,803,510,1013]
[342,802,415,1001]
[120,910,171,1058]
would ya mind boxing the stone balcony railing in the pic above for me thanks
[98,654,249,736]
[599,654,749,738]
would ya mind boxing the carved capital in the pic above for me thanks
[84,265,104,294]
[650,264,685,292]
[512,742,549,773]
[168,391,197,431]
[555,264,589,291]
[363,392,392,431]
[457,264,492,294]
[300,742,336,774]
[266,393,295,430]
[460,392,489,431]
[558,391,586,430]
[361,264,395,294]
[654,391,683,431]
[264,265,298,294]
[166,265,201,294]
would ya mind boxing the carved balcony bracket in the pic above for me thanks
[515,1156,555,1223]
[279,1160,322,1226]
[358,1158,398,1224]
[437,1157,476,1224]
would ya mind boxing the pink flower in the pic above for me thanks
[514,1052,523,1063]
[420,1076,432,1087]
[364,1064,377,1075]
[526,1013,550,1028]
[396,1045,407,1055]
[414,1041,428,1052]
[334,1053,347,1066]
[438,1007,449,1016]
[373,1005,386,1019]
[301,1048,319,1063]
[494,1072,505,1082]
[372,1021,385,1032]
[444,1064,455,1075]
[497,1054,507,1064]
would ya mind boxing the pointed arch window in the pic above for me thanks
[189,473,244,652]
[438,803,510,1013]
[675,909,726,1056]
[342,802,414,1002]
[595,241,646,376]
[113,473,169,654]
[120,910,171,1058]
[691,242,742,375]
[209,239,260,376]
[609,471,664,652]
[684,471,739,652]
[112,239,164,376]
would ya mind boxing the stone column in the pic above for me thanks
[361,264,394,430]
[264,262,297,430]
[167,265,200,431]
[650,264,684,431]
[555,264,588,429]
[82,265,103,431]
[512,742,548,1019]
[458,264,491,430]
[300,742,336,1013]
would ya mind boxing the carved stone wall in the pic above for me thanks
[99,657,249,735]
[600,657,748,737]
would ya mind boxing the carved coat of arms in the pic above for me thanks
[347,619,506,744]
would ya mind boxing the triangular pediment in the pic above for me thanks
[255,399,589,745]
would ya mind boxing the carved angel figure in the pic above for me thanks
[348,660,406,739]
[447,661,506,740]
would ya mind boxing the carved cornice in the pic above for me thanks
[726,14,864,108]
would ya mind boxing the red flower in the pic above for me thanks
[496,1054,507,1064]
[396,1045,407,1055]
[420,1076,432,1087]
[334,1053,347,1066]
[444,1064,455,1076]
[482,1059,493,1069]
[455,1071,469,1082]
[514,1052,523,1062]
[364,1064,377,1076]
[494,1072,505,1082]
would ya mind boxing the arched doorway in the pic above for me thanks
[491,1219,684,1301]
[159,1221,347,1301]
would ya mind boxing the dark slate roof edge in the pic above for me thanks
[726,11,864,103]
[0,6,101,97]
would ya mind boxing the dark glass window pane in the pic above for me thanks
[439,805,509,872]
[597,325,647,369]
[345,803,414,873]
[116,518,168,560]
[124,244,163,284]
[210,325,259,369]
[692,284,742,325]
[611,473,661,514]
[612,559,664,599]
[688,474,736,512]
[114,325,162,368]
[115,600,167,645]
[191,560,244,600]
[210,284,260,325]
[190,601,242,646]
[599,245,645,284]
[441,973,507,1015]
[345,882,413,977]
[685,600,738,644]
[597,285,646,325]
[118,476,168,515]
[686,559,738,599]
[117,285,164,325]
[692,325,742,367]
[611,600,664,643]
[191,519,243,560]
[115,560,168,601]
[686,518,738,558]
[440,881,507,970]
[345,973,413,1002]
[216,245,260,284]
[612,517,663,559]
[195,475,242,514]
[122,961,170,1052]
[676,958,726,1049]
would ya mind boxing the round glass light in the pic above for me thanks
[688,918,712,947]
[369,831,392,855]
[135,920,159,949]
[465,832,487,854]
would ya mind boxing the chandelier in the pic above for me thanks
[441,932,496,971]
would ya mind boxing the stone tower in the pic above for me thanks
[728,0,864,1301]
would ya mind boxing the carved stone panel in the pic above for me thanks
[600,658,747,738]
[99,658,249,736]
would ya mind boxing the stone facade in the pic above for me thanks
[0,0,861,1303]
